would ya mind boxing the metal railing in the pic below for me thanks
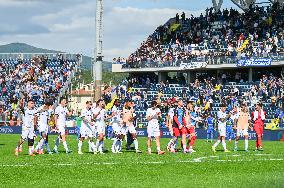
[121,53,284,69]
[0,53,79,60]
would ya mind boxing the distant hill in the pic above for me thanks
[0,42,112,71]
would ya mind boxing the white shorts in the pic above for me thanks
[112,122,121,134]
[147,123,160,137]
[237,128,248,137]
[96,121,105,135]
[90,125,97,137]
[127,125,136,134]
[57,125,66,136]
[21,127,35,140]
[218,125,226,137]
[120,126,127,135]
[38,124,49,134]
[80,125,93,138]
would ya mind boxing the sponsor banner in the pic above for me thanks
[237,58,272,67]
[136,128,284,141]
[0,126,283,141]
[180,61,207,70]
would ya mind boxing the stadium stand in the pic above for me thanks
[104,72,284,129]
[0,54,81,126]
[109,2,284,130]
[115,3,284,68]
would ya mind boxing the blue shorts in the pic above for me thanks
[226,126,233,133]
[207,127,214,134]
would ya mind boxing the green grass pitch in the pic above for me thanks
[0,134,283,188]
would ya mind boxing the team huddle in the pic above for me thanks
[14,97,266,156]
[14,98,143,156]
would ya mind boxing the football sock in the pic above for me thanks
[112,138,117,152]
[213,140,220,148]
[28,147,33,155]
[134,139,139,150]
[183,144,187,152]
[256,137,259,148]
[63,141,69,152]
[258,137,262,147]
[221,140,227,150]
[88,140,92,151]
[245,139,248,150]
[99,141,104,152]
[54,137,60,150]
[89,141,96,151]
[45,142,51,153]
[38,139,44,150]
[78,140,83,152]
[190,136,196,146]
[96,140,100,152]
[116,139,122,152]
[157,147,160,152]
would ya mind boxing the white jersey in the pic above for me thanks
[146,107,161,125]
[55,105,69,127]
[230,113,237,121]
[37,106,49,126]
[111,105,121,123]
[23,108,38,128]
[168,108,175,120]
[217,111,227,127]
[81,108,93,128]
[48,109,54,119]
[92,107,106,122]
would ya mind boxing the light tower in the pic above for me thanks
[93,0,103,101]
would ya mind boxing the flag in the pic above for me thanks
[105,96,119,110]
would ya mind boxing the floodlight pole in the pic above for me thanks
[93,0,103,101]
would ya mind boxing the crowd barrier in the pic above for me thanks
[0,126,283,141]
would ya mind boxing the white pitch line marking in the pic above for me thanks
[102,162,119,165]
[53,164,72,166]
[193,156,208,162]
[144,161,164,164]
[209,156,219,158]
[177,160,193,163]
[231,155,241,157]
[254,153,272,156]
[1,155,283,168]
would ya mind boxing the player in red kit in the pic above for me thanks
[172,100,187,153]
[251,103,266,151]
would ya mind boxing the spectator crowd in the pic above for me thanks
[102,71,284,129]
[114,2,284,68]
[0,54,79,126]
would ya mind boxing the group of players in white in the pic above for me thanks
[14,97,266,156]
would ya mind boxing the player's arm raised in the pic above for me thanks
[93,109,102,119]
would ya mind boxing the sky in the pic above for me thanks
[0,0,244,61]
